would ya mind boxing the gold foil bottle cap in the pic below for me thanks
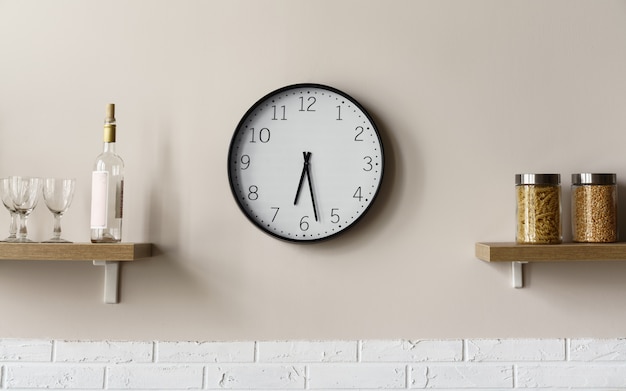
[103,103,116,142]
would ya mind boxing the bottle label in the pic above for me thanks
[91,171,109,228]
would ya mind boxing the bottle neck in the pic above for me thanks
[103,121,116,144]
[103,141,117,153]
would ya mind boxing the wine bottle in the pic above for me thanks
[90,103,124,243]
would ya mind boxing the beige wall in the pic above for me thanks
[1,0,626,340]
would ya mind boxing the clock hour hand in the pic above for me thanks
[293,152,318,221]
[293,152,309,206]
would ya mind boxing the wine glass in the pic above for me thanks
[42,178,75,243]
[0,178,19,242]
[9,176,42,243]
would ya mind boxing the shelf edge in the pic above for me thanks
[475,242,626,262]
[0,242,153,261]
[475,242,493,262]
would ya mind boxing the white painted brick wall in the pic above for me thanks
[309,364,405,389]
[466,338,565,361]
[205,364,305,389]
[411,364,513,388]
[108,365,204,389]
[55,341,153,363]
[157,341,254,363]
[0,339,52,362]
[6,364,104,389]
[517,364,626,388]
[257,340,357,363]
[570,338,626,361]
[1,338,626,389]
[361,339,462,362]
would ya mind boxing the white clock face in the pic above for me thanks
[228,84,384,242]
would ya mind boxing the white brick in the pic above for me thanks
[157,341,254,363]
[108,365,203,389]
[6,364,104,389]
[0,339,52,362]
[570,338,626,361]
[55,340,153,363]
[205,364,305,389]
[517,364,626,388]
[308,364,405,389]
[466,338,565,362]
[361,340,462,362]
[410,364,513,388]
[258,340,357,362]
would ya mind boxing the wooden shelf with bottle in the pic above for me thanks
[0,242,152,304]
[0,242,151,261]
[475,242,626,288]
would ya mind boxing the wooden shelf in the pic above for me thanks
[475,242,626,288]
[0,242,153,303]
[476,242,626,262]
[0,242,152,261]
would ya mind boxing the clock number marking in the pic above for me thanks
[299,96,316,112]
[299,216,310,231]
[240,154,251,170]
[354,126,364,141]
[336,106,342,120]
[271,207,280,222]
[331,208,341,224]
[353,187,363,201]
[363,156,373,171]
[248,185,259,201]
[250,127,271,143]
[272,105,286,120]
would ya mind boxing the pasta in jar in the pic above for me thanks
[515,174,562,244]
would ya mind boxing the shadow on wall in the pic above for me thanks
[144,123,180,254]
[126,123,241,338]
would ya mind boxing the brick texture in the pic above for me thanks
[0,338,625,389]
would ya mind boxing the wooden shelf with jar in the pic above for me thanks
[475,242,626,288]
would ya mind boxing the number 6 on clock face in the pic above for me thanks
[227,83,384,242]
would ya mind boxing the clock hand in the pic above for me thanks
[293,152,319,221]
[305,153,319,221]
[293,152,309,206]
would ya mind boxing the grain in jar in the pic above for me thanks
[571,173,617,243]
[515,174,562,244]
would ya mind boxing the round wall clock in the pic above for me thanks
[228,83,384,242]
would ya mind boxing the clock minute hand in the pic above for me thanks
[305,152,319,222]
[293,152,309,206]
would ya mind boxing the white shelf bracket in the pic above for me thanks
[93,261,120,304]
[512,261,527,288]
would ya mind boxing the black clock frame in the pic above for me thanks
[227,83,385,243]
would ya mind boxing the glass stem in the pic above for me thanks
[52,214,62,240]
[18,214,28,240]
[8,212,17,239]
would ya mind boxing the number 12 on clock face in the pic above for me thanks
[228,83,384,242]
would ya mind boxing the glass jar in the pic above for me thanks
[571,173,617,243]
[515,174,562,244]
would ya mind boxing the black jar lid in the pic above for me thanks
[571,173,616,185]
[515,173,560,185]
